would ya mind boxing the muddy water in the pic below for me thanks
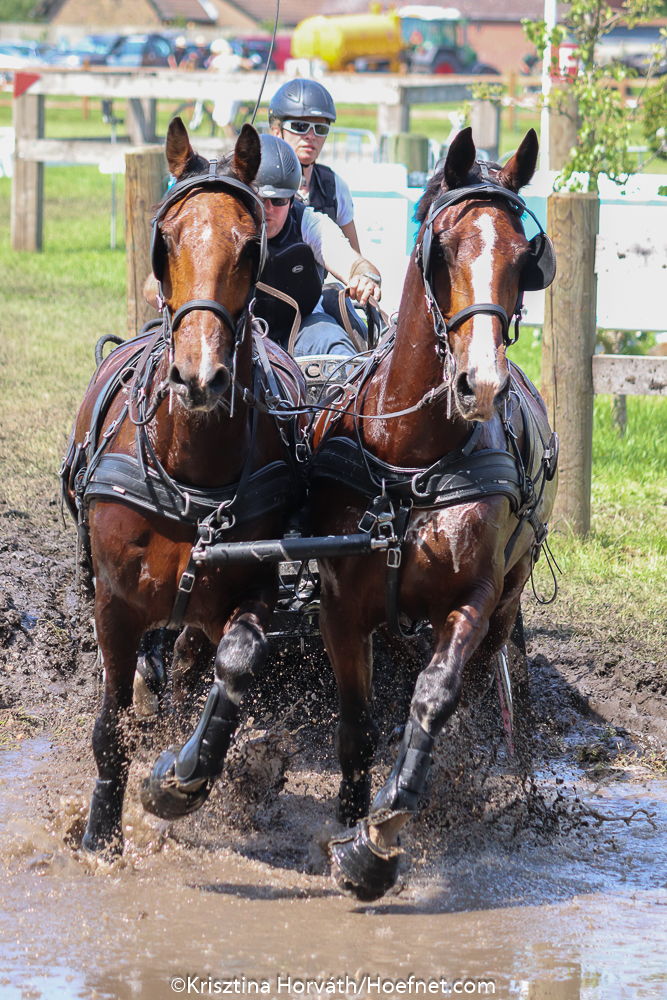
[1,737,667,1000]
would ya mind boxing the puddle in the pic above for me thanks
[1,737,666,1000]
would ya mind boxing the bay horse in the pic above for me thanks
[308,127,558,900]
[62,120,306,854]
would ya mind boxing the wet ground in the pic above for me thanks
[1,502,667,1000]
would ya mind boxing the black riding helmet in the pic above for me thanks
[255,135,302,199]
[269,79,337,123]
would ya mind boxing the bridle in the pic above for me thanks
[150,158,269,410]
[416,173,556,411]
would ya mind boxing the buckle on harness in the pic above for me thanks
[387,547,402,569]
[178,570,196,594]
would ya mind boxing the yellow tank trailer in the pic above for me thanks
[291,10,404,72]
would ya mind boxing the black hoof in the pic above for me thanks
[81,777,125,856]
[140,746,212,820]
[337,775,370,827]
[329,819,402,902]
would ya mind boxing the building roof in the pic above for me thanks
[31,0,218,22]
[318,0,559,22]
[223,0,326,27]
[148,0,217,21]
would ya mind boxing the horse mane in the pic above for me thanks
[415,158,503,223]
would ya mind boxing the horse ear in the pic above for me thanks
[443,127,476,190]
[233,123,262,186]
[500,129,539,192]
[166,117,196,179]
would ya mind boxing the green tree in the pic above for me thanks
[523,0,665,190]
[0,0,42,20]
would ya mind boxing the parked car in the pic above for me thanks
[231,34,292,71]
[40,34,119,68]
[105,34,174,68]
[595,25,666,76]
[0,40,45,67]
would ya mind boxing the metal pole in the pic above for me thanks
[197,533,389,567]
[110,121,116,250]
[540,0,557,172]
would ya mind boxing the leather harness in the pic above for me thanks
[308,170,558,636]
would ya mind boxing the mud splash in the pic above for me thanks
[1,734,667,1000]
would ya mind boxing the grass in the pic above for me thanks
[0,166,126,506]
[0,163,665,663]
[508,333,667,658]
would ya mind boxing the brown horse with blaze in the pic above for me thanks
[308,127,558,900]
[62,120,306,854]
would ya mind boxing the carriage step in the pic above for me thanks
[195,533,388,567]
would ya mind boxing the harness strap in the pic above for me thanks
[385,503,412,637]
[255,281,302,355]
[337,287,369,354]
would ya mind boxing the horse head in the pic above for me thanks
[417,127,540,422]
[156,118,263,412]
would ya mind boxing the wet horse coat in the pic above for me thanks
[308,128,558,900]
[62,121,306,852]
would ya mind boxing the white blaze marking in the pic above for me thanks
[198,330,215,386]
[467,214,500,385]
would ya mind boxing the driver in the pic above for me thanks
[268,79,360,251]
[255,134,381,357]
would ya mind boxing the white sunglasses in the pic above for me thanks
[282,120,331,137]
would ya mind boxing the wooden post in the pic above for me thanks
[11,93,44,251]
[469,100,500,161]
[377,89,409,138]
[541,191,600,536]
[125,145,168,338]
[126,98,158,144]
[549,85,579,171]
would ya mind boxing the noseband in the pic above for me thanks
[416,173,556,364]
[150,158,268,399]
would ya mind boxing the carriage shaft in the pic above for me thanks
[196,533,388,566]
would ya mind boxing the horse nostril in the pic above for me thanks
[456,371,475,399]
[209,367,230,395]
[169,363,187,390]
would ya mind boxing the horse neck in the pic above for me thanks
[152,328,254,489]
[370,257,469,466]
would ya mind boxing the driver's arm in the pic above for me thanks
[301,207,381,307]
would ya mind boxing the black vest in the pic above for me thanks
[254,199,324,349]
[305,163,338,223]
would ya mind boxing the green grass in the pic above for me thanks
[0,166,126,507]
[0,163,665,661]
[508,333,667,655]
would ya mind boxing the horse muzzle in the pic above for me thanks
[454,368,510,422]
[168,362,231,412]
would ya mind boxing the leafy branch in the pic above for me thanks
[522,0,666,191]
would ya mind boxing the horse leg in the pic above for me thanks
[330,590,496,900]
[83,589,143,855]
[320,595,379,827]
[141,601,270,820]
[171,626,216,711]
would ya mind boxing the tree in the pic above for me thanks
[0,0,43,20]
[523,0,665,191]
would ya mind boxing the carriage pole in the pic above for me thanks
[125,145,168,338]
[540,191,600,536]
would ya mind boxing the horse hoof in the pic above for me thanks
[329,819,402,902]
[81,828,124,858]
[140,746,211,820]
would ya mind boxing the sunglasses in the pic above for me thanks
[282,120,330,137]
[262,196,291,207]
